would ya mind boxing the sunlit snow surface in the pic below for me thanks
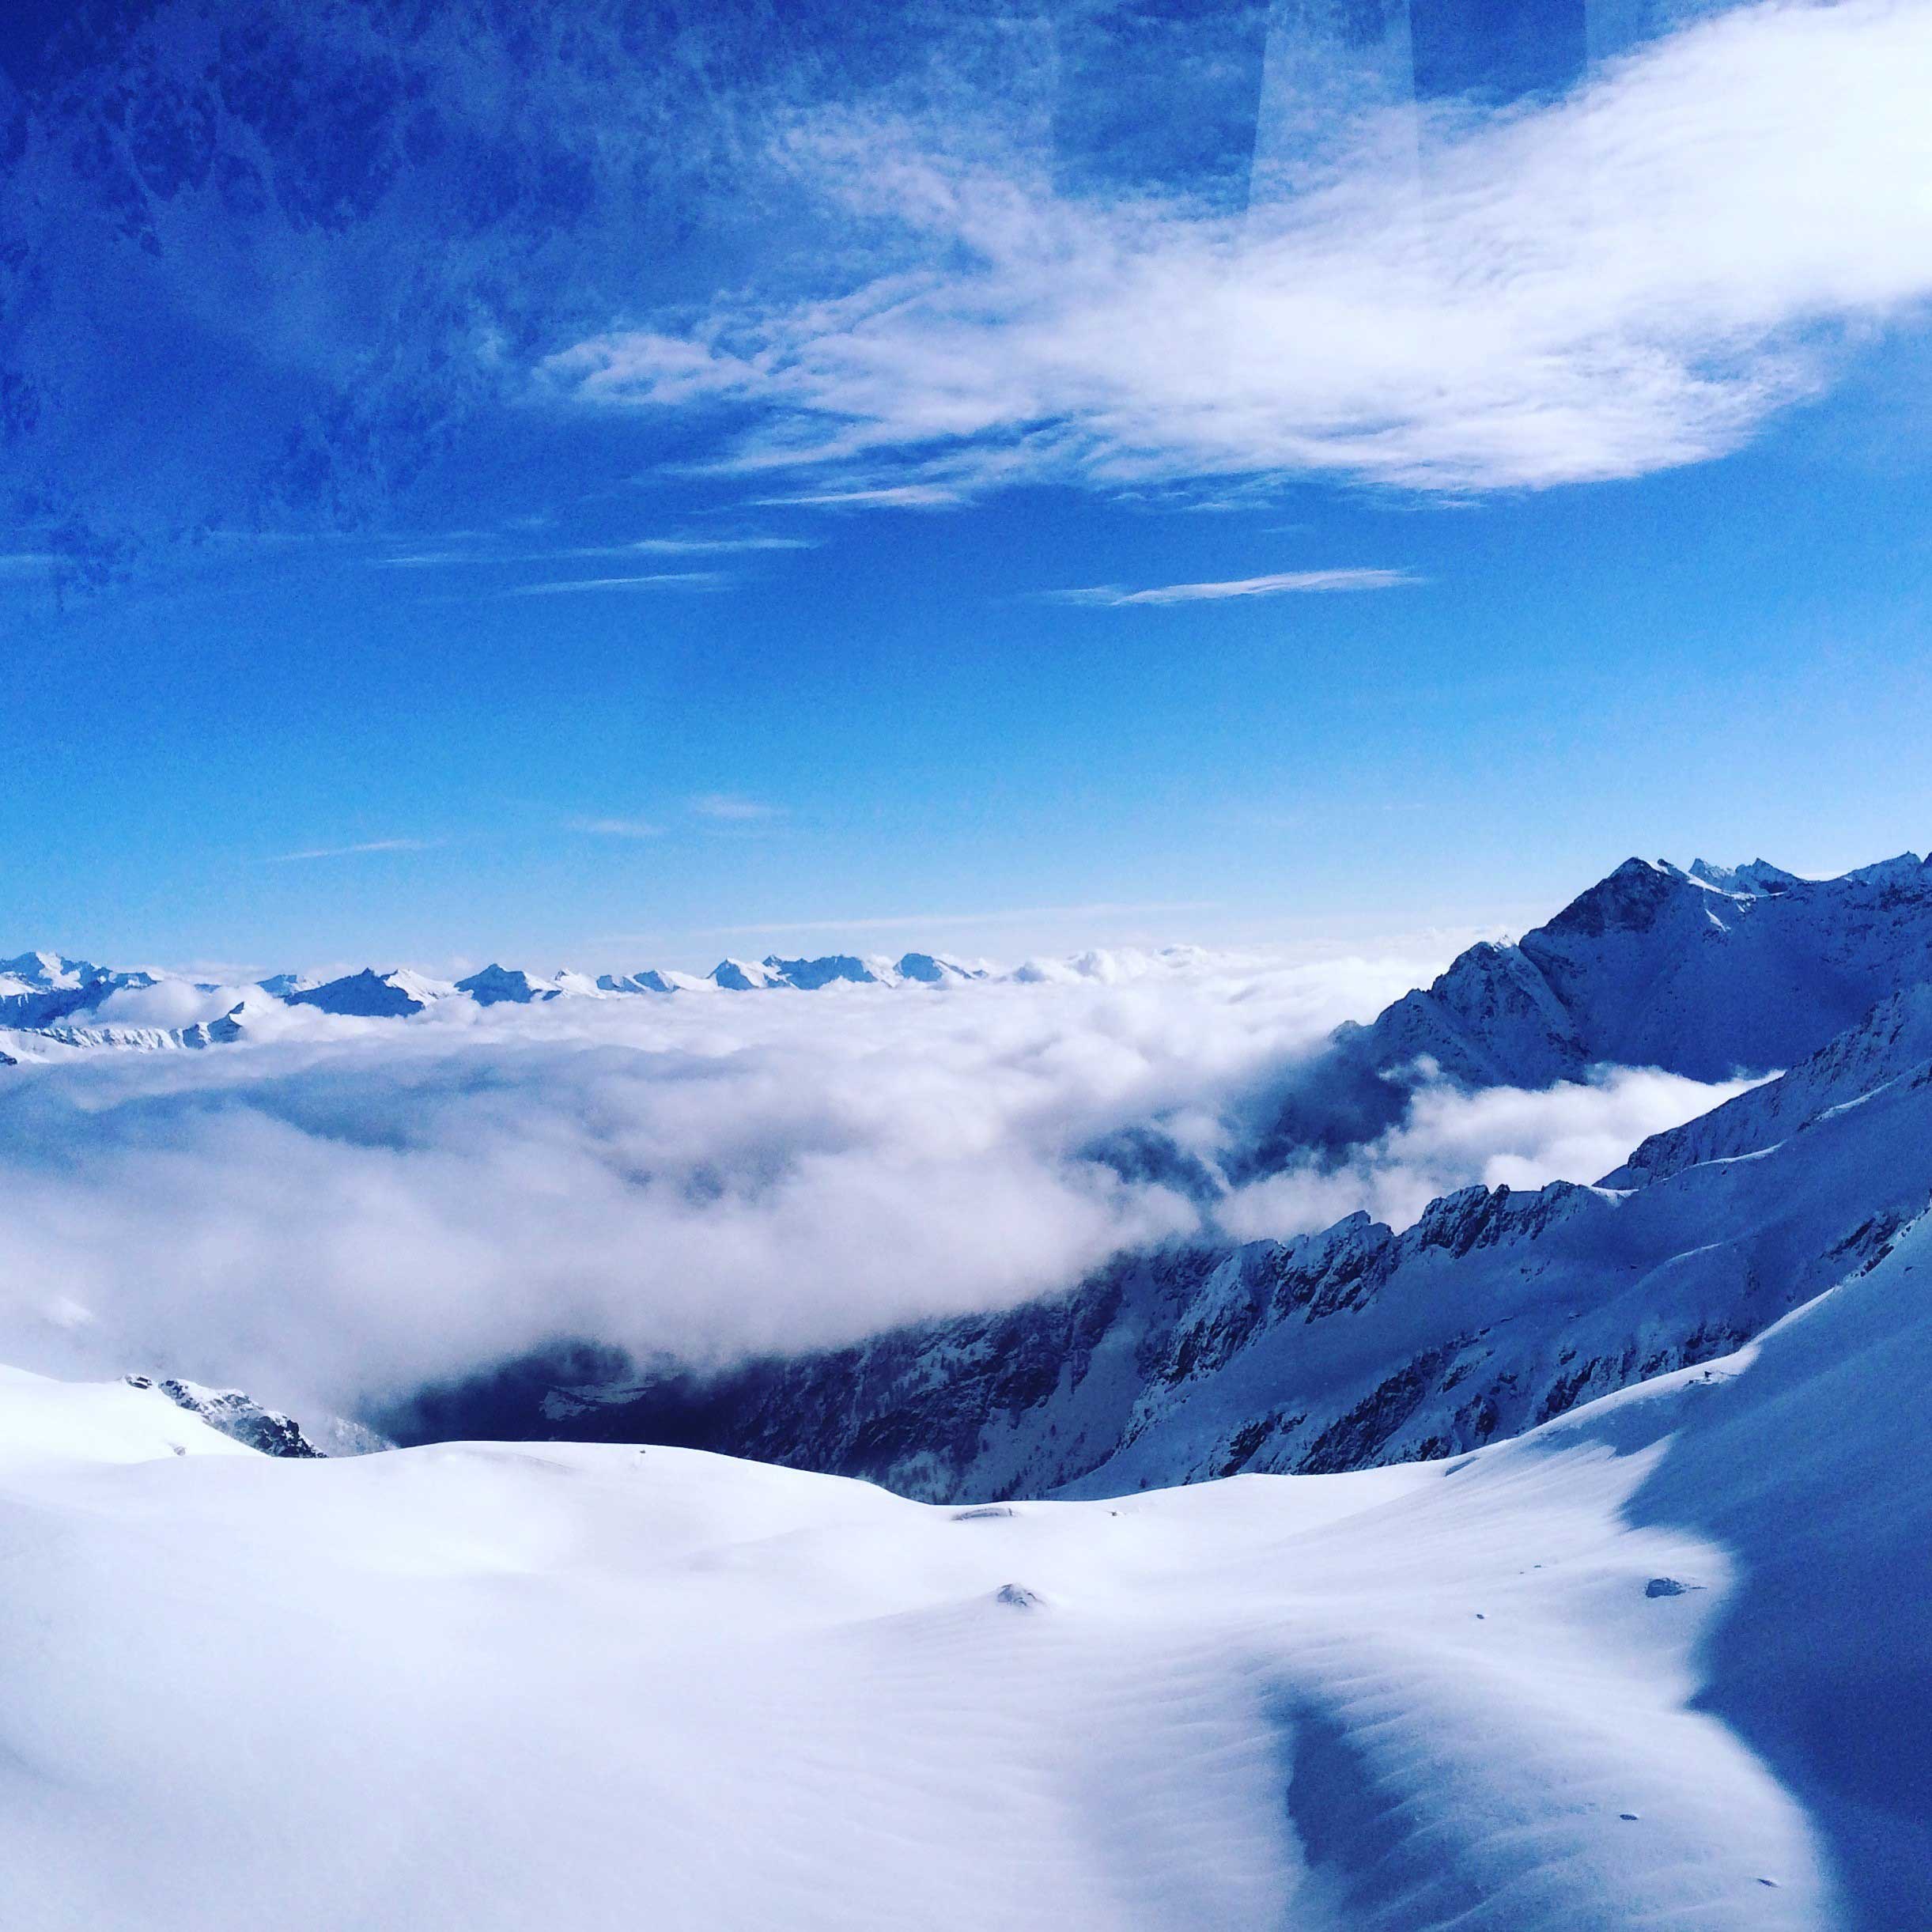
[17,1217,1932,1929]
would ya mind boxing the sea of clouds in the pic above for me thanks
[0,945,1755,1423]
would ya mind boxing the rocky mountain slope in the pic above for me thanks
[118,1373,388,1458]
[397,922,1932,1504]
[1251,851,1932,1162]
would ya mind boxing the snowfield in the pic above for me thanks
[10,1208,1931,1927]
[8,854,1932,1927]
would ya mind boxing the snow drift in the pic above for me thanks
[7,1204,1932,1926]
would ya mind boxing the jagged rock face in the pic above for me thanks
[762,955,877,989]
[895,953,958,983]
[125,1378,393,1458]
[134,1377,324,1458]
[1686,858,1802,897]
[394,986,1932,1501]
[597,970,677,994]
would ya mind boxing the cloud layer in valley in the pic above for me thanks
[0,948,1749,1423]
[1218,1064,1764,1242]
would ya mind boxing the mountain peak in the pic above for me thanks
[1687,858,1803,897]
[454,964,557,1007]
[761,955,878,989]
[285,968,430,1018]
[1535,856,1691,941]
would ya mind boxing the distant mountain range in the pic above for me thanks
[0,947,993,1057]
[12,851,1930,1059]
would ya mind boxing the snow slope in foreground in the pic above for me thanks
[7,1218,1931,1930]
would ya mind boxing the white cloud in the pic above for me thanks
[625,535,816,554]
[85,980,252,1030]
[1217,1065,1764,1243]
[572,817,666,840]
[507,572,726,595]
[270,839,437,864]
[749,484,968,509]
[0,949,1439,1416]
[546,1,1932,497]
[691,792,783,822]
[1047,569,1418,607]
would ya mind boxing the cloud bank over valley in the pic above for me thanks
[0,946,1749,1422]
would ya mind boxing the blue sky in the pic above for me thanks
[4,0,1930,973]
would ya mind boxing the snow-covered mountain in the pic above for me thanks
[7,1201,1932,1926]
[0,949,158,1030]
[705,951,987,990]
[6,853,1925,1071]
[0,948,1000,1046]
[9,853,1932,1924]
[1250,851,1932,1164]
[452,963,561,1006]
[282,966,462,1017]
[404,907,1932,1506]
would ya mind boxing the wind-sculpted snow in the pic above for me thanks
[26,1221,1932,1926]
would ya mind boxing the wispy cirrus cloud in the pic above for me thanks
[691,792,784,822]
[545,1,1932,500]
[570,816,666,840]
[268,839,439,864]
[505,571,726,596]
[1045,568,1417,607]
[379,535,811,568]
[749,484,968,510]
[624,534,818,554]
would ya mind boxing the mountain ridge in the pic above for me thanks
[9,852,1927,1060]
[397,977,1931,1500]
